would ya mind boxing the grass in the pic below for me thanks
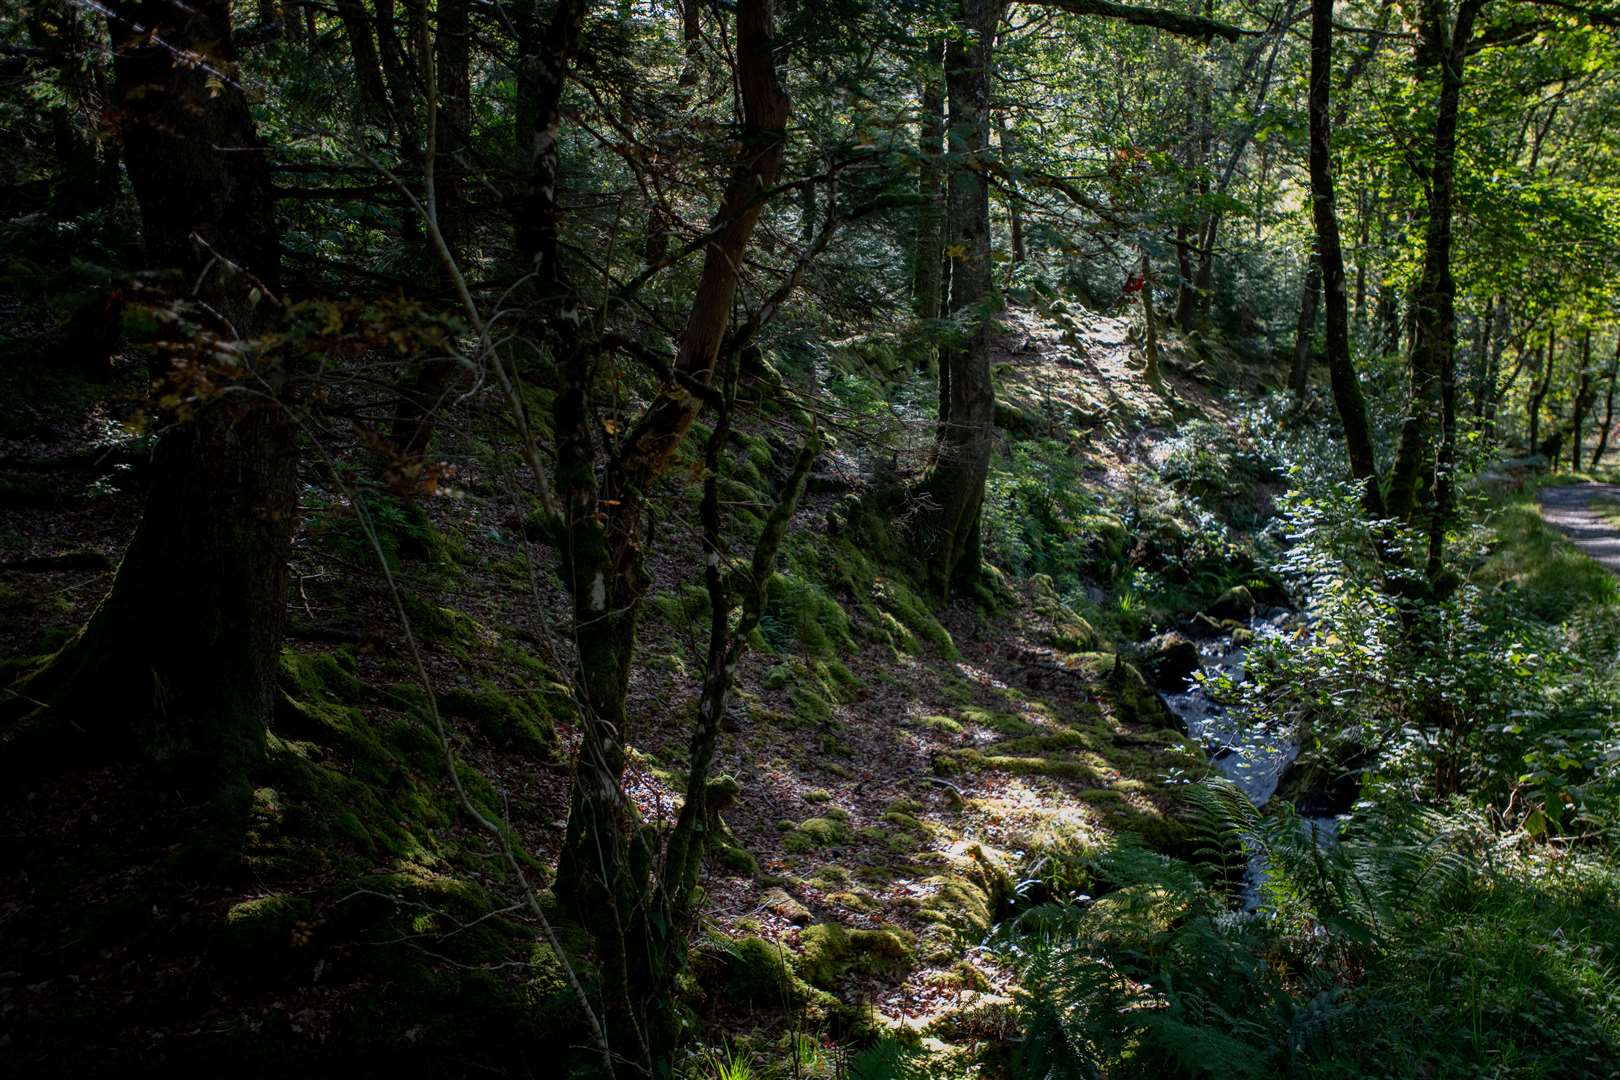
[1480,489,1620,621]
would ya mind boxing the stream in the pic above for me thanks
[1158,611,1343,908]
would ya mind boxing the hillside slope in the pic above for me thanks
[0,301,1282,1075]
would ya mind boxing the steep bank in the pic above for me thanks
[0,300,1285,1073]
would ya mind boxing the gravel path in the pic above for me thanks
[1537,483,1620,575]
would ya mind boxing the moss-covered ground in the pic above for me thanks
[1,303,1279,1076]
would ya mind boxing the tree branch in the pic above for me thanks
[1037,0,1252,40]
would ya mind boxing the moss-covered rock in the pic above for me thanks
[438,685,554,758]
[1069,652,1177,728]
[216,894,315,961]
[1030,573,1102,652]
[796,923,917,989]
[692,935,810,1008]
[785,816,851,853]
[1206,584,1256,622]
[1133,631,1201,692]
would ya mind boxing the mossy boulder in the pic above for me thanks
[1030,573,1102,652]
[1069,652,1178,728]
[1081,513,1130,564]
[438,685,554,758]
[761,886,814,926]
[1180,612,1226,639]
[784,816,851,853]
[216,894,315,962]
[1205,585,1255,622]
[692,935,811,1008]
[795,923,916,989]
[1133,632,1201,692]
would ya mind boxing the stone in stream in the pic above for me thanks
[1205,585,1255,622]
[1134,631,1202,692]
[1180,612,1226,639]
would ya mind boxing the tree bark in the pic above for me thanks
[1308,0,1383,516]
[5,0,293,812]
[387,0,473,461]
[545,1,789,1070]
[1290,253,1322,402]
[333,0,393,128]
[913,36,947,326]
[1572,329,1594,472]
[1530,329,1554,454]
[998,111,1025,266]
[918,0,1001,599]
[1386,0,1485,524]
[1140,249,1164,390]
[1591,330,1620,468]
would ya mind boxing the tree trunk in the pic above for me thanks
[1290,254,1322,402]
[1572,329,1594,472]
[1591,330,1620,468]
[545,2,789,1070]
[1140,249,1163,391]
[1174,219,1197,328]
[1530,329,1554,455]
[1307,0,1382,515]
[1386,0,1484,524]
[918,0,1001,600]
[333,0,393,129]
[1469,298,1497,426]
[388,0,472,460]
[913,36,947,325]
[5,0,293,813]
[998,112,1025,267]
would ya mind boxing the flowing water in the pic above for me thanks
[1159,610,1342,908]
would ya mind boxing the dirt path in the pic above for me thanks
[1537,483,1620,575]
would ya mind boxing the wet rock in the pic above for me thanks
[1180,612,1226,639]
[1134,632,1202,692]
[1206,585,1255,622]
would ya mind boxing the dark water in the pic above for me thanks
[1159,612,1341,908]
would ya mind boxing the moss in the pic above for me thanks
[693,935,811,1008]
[769,657,858,728]
[904,713,964,735]
[796,923,917,989]
[216,894,315,961]
[959,706,1035,736]
[1064,651,1176,728]
[785,816,851,853]
[759,570,854,657]
[438,684,554,758]
[649,582,711,628]
[760,886,814,925]
[399,594,485,651]
[1081,513,1129,562]
[872,574,958,658]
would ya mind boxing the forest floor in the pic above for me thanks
[0,300,1283,1074]
[1537,482,1620,575]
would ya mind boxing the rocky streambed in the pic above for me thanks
[1135,592,1345,907]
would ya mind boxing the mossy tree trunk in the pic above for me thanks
[536,2,790,1072]
[4,0,294,809]
[918,0,1001,600]
[1139,250,1164,392]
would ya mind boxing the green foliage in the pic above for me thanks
[1001,783,1620,1079]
